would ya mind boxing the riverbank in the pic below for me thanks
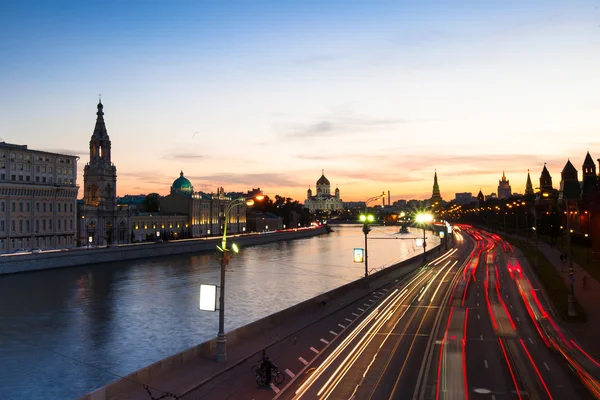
[0,226,328,275]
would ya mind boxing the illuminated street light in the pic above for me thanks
[215,194,263,363]
[415,212,433,262]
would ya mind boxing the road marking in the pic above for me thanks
[320,338,329,345]
[477,315,480,320]
[492,395,496,400]
[529,338,533,344]
[382,288,389,292]
[484,360,489,368]
[285,368,295,378]
[358,308,365,312]
[516,317,520,322]
[477,292,480,296]
[330,330,338,336]
[480,335,484,341]
[477,302,480,307]
[363,303,370,307]
[299,357,308,365]
[338,323,346,329]
[270,383,280,393]
[310,346,319,354]
[345,318,352,322]
[510,305,513,309]
[352,312,359,316]
[544,362,550,371]
[369,298,376,302]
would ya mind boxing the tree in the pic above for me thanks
[143,193,161,212]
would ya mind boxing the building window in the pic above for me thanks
[58,203,61,212]
[36,220,39,232]
[49,203,53,212]
[11,175,15,181]
[19,220,23,232]
[26,220,30,232]
[49,220,52,230]
[19,202,23,212]
[42,177,46,183]
[43,203,46,212]
[58,220,61,230]
[26,202,30,212]
[36,203,39,212]
[26,176,30,182]
[0,202,4,212]
[0,221,4,231]
[70,219,73,229]
[70,203,73,212]
[11,220,15,232]
[42,220,46,230]
[11,202,15,212]
[19,175,23,181]
[36,177,39,183]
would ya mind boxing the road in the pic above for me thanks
[419,226,596,400]
[275,236,474,400]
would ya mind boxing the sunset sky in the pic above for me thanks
[1,1,599,202]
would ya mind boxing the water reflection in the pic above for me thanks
[0,225,438,399]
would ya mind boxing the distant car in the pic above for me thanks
[32,249,42,254]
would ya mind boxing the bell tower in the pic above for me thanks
[83,101,117,210]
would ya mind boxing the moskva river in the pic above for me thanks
[0,225,439,399]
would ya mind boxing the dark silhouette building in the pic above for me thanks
[431,170,442,205]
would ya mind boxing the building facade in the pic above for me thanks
[455,192,474,205]
[497,171,512,199]
[0,142,79,253]
[304,171,343,212]
[158,172,248,238]
[77,102,131,246]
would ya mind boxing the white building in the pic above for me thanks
[0,142,79,253]
[304,170,343,212]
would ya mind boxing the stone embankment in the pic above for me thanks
[0,227,327,275]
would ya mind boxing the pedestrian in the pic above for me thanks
[263,356,274,386]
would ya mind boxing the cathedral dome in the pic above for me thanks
[317,174,330,185]
[171,171,193,195]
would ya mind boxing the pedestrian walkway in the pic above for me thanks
[513,234,600,359]
[82,252,431,400]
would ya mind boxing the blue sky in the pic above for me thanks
[1,0,599,201]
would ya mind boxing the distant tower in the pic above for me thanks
[559,160,580,200]
[83,100,117,209]
[335,185,340,199]
[539,163,553,191]
[388,190,391,205]
[525,170,534,195]
[582,151,597,197]
[307,186,312,200]
[497,171,512,199]
[431,170,442,204]
[477,189,485,206]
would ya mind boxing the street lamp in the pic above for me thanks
[415,212,433,262]
[359,213,375,278]
[215,194,264,363]
[359,192,385,279]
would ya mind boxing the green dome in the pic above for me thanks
[171,171,193,195]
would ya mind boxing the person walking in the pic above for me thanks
[263,356,274,386]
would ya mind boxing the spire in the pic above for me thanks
[92,100,109,139]
[525,169,534,195]
[584,151,594,166]
[502,170,506,181]
[431,170,442,202]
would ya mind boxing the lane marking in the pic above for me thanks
[320,338,329,345]
[352,312,359,316]
[345,318,352,322]
[299,357,308,365]
[338,323,346,329]
[492,395,496,400]
[516,317,520,322]
[484,360,489,369]
[480,335,484,341]
[270,383,280,393]
[363,303,370,307]
[285,368,295,378]
[477,292,480,296]
[310,347,319,354]
[544,362,550,371]
[382,288,389,292]
[358,308,365,312]
[369,299,375,303]
[510,305,513,309]
[329,330,338,336]
[529,338,533,344]
[477,302,480,307]
[477,315,480,320]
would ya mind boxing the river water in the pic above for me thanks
[0,225,439,399]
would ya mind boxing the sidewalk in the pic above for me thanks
[514,234,600,359]
[84,251,432,400]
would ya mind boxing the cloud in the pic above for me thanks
[186,172,306,189]
[119,171,172,186]
[162,152,205,160]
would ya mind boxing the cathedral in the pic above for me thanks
[304,171,343,212]
[77,101,130,246]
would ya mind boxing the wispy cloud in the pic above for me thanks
[293,54,338,65]
[162,152,205,160]
[186,172,305,189]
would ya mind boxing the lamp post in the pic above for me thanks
[215,194,264,363]
[359,193,385,279]
[415,212,433,262]
[565,198,577,317]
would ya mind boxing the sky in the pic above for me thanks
[1,0,600,202]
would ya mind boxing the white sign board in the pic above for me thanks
[199,284,217,311]
[353,248,364,263]
[416,238,424,247]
